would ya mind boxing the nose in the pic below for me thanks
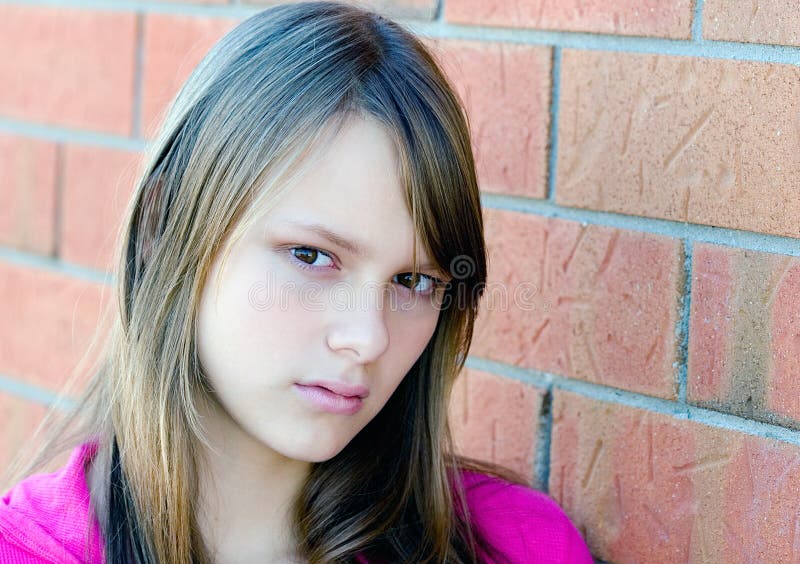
[325,282,390,363]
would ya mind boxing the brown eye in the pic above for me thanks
[288,247,335,269]
[397,273,414,287]
[396,272,439,294]
[292,248,317,264]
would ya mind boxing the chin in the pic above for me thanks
[266,432,353,464]
[276,446,345,464]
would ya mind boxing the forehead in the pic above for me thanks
[246,116,437,269]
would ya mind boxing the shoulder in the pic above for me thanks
[0,443,103,564]
[459,470,593,564]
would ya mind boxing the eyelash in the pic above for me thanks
[285,246,447,295]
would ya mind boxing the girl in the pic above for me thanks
[0,2,593,562]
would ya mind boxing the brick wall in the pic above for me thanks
[1,1,798,562]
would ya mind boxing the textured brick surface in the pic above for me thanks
[0,6,136,135]
[0,262,110,391]
[61,145,141,271]
[242,0,437,20]
[704,0,800,47]
[550,390,800,563]
[446,0,693,39]
[688,244,800,428]
[0,394,47,475]
[0,135,58,256]
[141,14,237,135]
[431,40,551,198]
[470,210,682,398]
[447,368,544,482]
[556,50,800,239]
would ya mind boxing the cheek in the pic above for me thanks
[197,264,315,385]
[226,251,323,331]
[387,309,440,368]
[366,311,439,414]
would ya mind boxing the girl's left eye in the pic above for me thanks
[393,272,446,295]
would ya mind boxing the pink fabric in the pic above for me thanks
[457,470,593,563]
[0,444,593,563]
[0,443,103,563]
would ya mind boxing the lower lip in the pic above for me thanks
[293,384,364,415]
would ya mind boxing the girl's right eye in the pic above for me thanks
[288,247,336,270]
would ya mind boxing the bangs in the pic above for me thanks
[350,22,486,306]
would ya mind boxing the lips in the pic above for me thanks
[293,384,365,415]
[298,379,369,399]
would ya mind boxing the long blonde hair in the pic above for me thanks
[14,3,528,562]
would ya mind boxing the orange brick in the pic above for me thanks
[470,210,682,398]
[550,390,800,563]
[0,262,111,392]
[60,145,141,272]
[242,0,437,19]
[556,50,800,239]
[688,244,800,427]
[141,14,238,135]
[0,135,58,256]
[704,0,800,47]
[448,368,544,481]
[446,0,693,39]
[431,40,551,198]
[687,245,733,402]
[0,6,136,135]
[0,393,48,475]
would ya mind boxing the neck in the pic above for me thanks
[196,397,311,563]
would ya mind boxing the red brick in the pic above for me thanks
[771,257,800,423]
[0,393,48,475]
[446,0,693,39]
[60,146,141,272]
[704,0,800,47]
[687,244,733,403]
[470,210,682,398]
[0,6,136,135]
[688,244,800,427]
[550,390,800,563]
[430,40,551,198]
[0,262,111,392]
[141,14,238,135]
[556,50,800,239]
[242,0,437,20]
[0,135,58,256]
[447,368,544,481]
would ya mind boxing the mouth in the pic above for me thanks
[297,379,369,399]
[293,384,364,415]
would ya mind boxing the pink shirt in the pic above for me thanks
[0,443,592,563]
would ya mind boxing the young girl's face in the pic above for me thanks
[196,116,447,463]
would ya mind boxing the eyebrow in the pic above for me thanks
[281,220,441,273]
